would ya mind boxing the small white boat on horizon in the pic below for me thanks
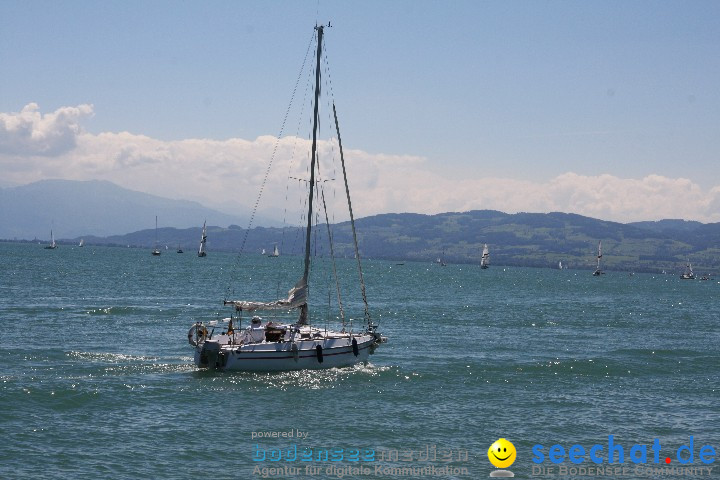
[592,240,604,276]
[680,260,695,280]
[44,229,58,250]
[151,216,161,256]
[436,248,446,266]
[197,220,207,257]
[480,243,490,269]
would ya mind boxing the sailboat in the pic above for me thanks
[151,216,161,256]
[261,248,266,255]
[558,261,563,270]
[436,248,446,266]
[187,24,385,371]
[268,244,280,257]
[78,239,84,248]
[592,240,603,276]
[680,260,695,280]
[44,229,58,249]
[197,220,207,257]
[480,244,490,269]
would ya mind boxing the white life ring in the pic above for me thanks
[187,324,208,346]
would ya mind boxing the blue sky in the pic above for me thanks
[1,1,719,223]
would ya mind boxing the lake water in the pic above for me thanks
[1,242,718,479]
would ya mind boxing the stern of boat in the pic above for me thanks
[194,340,221,368]
[367,323,387,354]
[188,320,236,369]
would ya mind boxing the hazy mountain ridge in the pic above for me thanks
[0,179,255,239]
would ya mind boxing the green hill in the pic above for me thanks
[56,210,720,274]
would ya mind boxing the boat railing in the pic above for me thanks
[194,312,369,348]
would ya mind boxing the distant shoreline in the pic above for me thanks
[3,237,716,276]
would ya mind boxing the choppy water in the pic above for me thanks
[1,242,718,479]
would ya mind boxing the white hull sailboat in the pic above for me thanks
[190,321,377,372]
[592,240,603,276]
[268,244,279,257]
[480,243,490,269]
[436,248,446,266]
[680,260,695,280]
[152,216,161,256]
[197,220,207,257]
[44,229,58,249]
[188,25,385,371]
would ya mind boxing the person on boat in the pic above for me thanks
[249,316,265,342]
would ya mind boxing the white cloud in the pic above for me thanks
[0,103,93,156]
[337,156,720,223]
[2,103,719,224]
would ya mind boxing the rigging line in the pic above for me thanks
[333,102,371,327]
[318,168,346,327]
[277,45,315,295]
[321,29,334,102]
[320,43,342,236]
[224,29,315,302]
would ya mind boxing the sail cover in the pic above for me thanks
[225,278,307,312]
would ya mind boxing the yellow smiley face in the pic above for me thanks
[488,438,516,468]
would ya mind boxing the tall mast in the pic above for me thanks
[299,24,324,325]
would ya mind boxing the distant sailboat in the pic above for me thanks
[177,243,184,254]
[78,239,84,247]
[261,248,266,255]
[592,240,603,276]
[268,244,280,257]
[480,244,490,269]
[198,221,207,257]
[44,229,58,249]
[152,216,161,256]
[558,261,563,270]
[436,248,446,266]
[680,260,695,280]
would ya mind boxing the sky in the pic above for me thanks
[1,0,720,224]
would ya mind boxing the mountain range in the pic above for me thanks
[0,179,263,240]
[3,180,719,274]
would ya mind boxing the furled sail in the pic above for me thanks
[224,278,307,312]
